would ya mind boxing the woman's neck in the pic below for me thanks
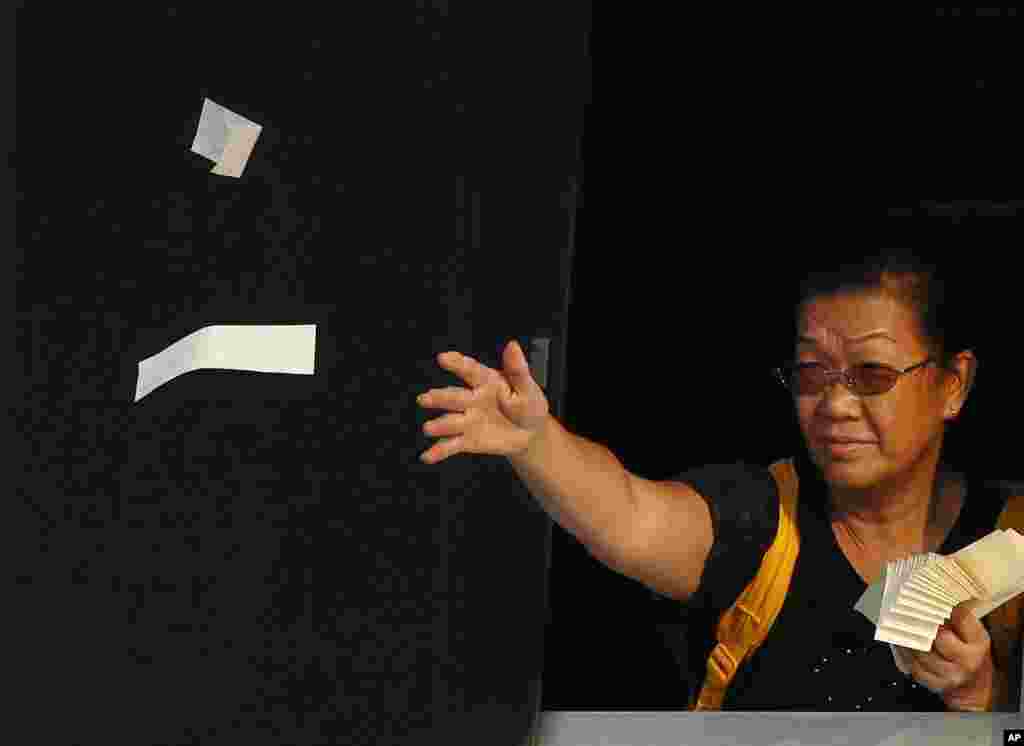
[829,464,953,556]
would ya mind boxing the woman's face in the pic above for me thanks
[793,291,969,490]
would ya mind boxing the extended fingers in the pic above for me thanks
[438,351,489,387]
[424,411,465,436]
[420,386,469,410]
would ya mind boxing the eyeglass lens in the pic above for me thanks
[786,364,899,395]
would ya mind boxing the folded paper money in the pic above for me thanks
[854,529,1024,674]
[190,98,263,178]
[134,324,316,401]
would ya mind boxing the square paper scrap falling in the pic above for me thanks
[190,98,263,178]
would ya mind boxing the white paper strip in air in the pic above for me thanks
[135,324,316,401]
[190,98,263,178]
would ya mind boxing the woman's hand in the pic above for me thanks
[903,603,995,711]
[417,341,551,464]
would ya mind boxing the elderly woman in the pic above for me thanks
[656,249,1023,711]
[419,248,1022,711]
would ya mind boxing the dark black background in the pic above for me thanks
[16,4,586,744]
[14,5,1024,744]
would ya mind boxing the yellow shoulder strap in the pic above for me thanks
[987,493,1024,699]
[690,458,802,710]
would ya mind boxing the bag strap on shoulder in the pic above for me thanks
[690,458,802,710]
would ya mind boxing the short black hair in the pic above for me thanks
[792,247,974,376]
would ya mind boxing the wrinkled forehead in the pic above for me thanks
[796,292,913,353]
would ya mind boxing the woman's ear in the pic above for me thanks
[945,352,977,416]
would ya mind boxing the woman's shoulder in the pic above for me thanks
[973,475,1024,503]
[951,470,1023,543]
[668,460,782,504]
[672,460,783,616]
[668,460,781,535]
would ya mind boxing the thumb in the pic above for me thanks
[947,602,986,644]
[503,340,534,386]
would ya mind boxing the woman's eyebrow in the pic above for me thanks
[797,331,898,346]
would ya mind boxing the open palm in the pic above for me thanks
[418,340,551,463]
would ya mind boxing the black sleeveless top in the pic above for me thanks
[667,453,1021,710]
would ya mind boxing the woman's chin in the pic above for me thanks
[815,450,876,477]
[820,461,883,490]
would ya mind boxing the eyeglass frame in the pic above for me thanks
[772,357,936,397]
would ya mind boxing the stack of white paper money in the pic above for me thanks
[855,529,1024,672]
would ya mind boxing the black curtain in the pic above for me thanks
[16,4,588,744]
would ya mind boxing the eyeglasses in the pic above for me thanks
[772,358,935,397]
